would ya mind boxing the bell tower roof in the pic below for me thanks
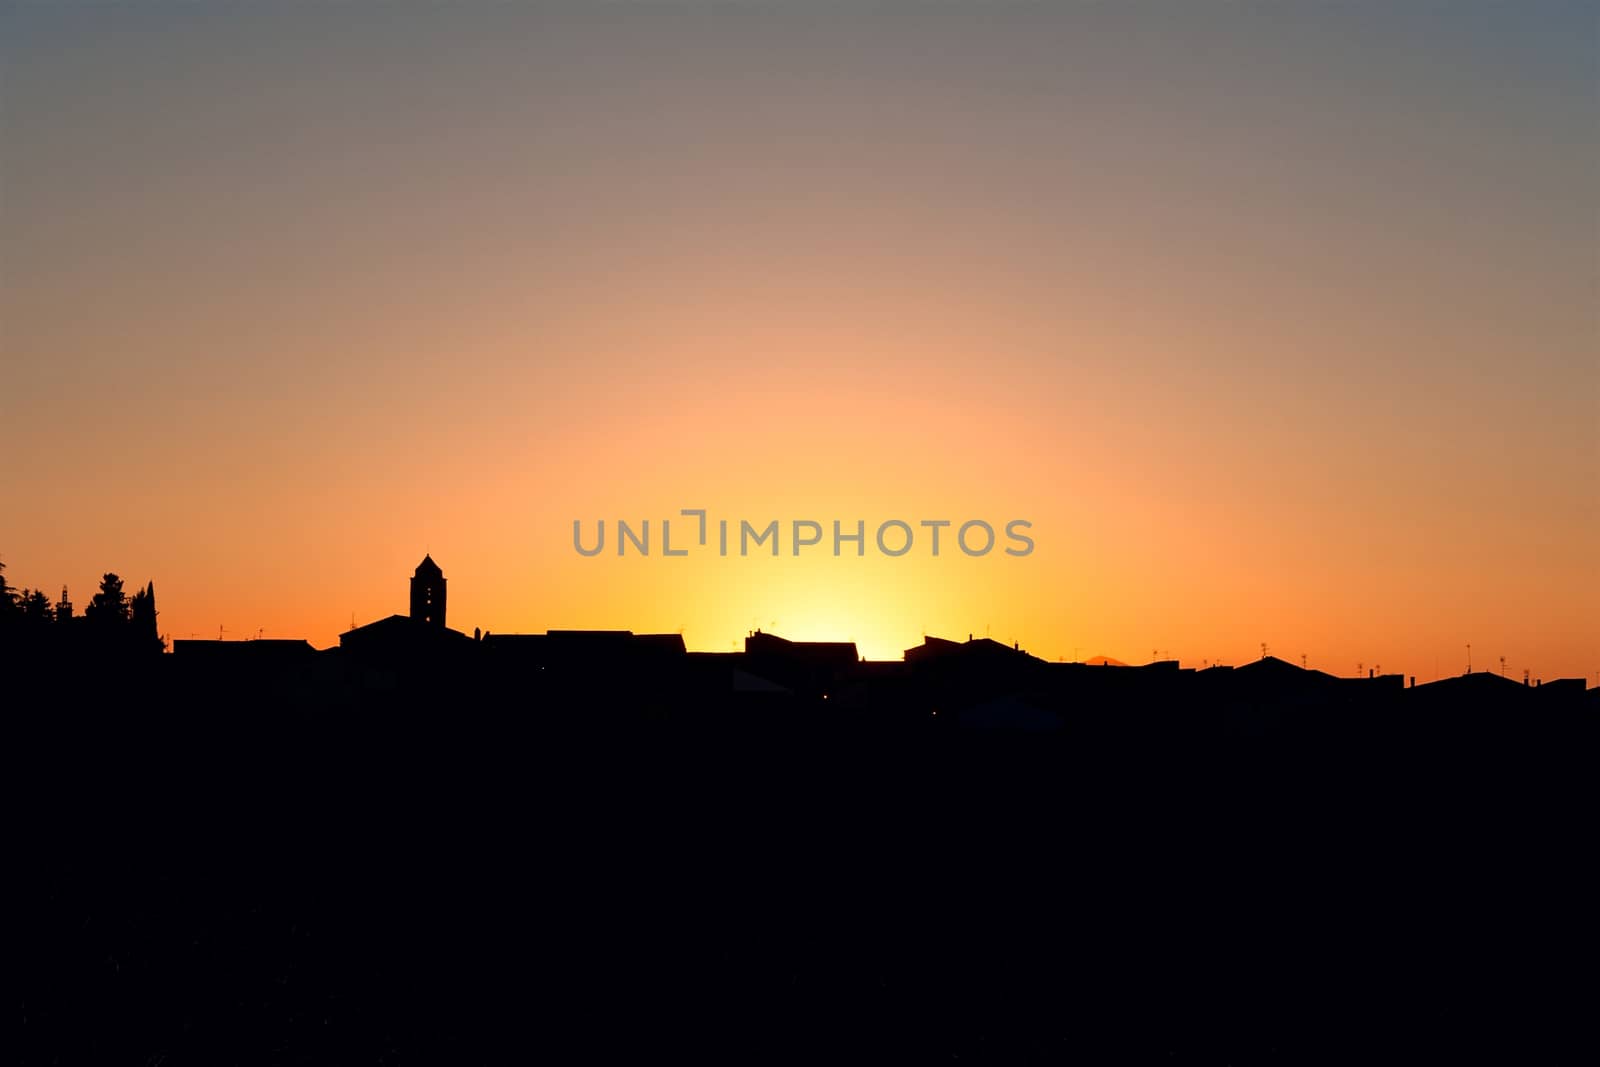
[410,554,447,627]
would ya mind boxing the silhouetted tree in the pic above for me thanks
[86,573,130,625]
[54,586,74,624]
[0,557,17,619]
[130,581,164,653]
[20,588,52,625]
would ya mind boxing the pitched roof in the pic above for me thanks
[1236,655,1339,683]
[414,554,443,578]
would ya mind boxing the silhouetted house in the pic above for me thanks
[339,614,471,664]
[169,638,321,703]
[547,629,686,674]
[1211,655,1350,737]
[905,635,1044,669]
[1228,656,1343,705]
[410,554,447,627]
[904,635,962,665]
[1410,672,1521,703]
[1233,655,1334,684]
[476,629,692,717]
[481,630,687,689]
[743,630,859,699]
[174,638,317,664]
[1407,670,1564,721]
[1341,672,1405,693]
[628,633,690,659]
[905,635,1047,689]
[1533,678,1587,703]
[900,635,1052,720]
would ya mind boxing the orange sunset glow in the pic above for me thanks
[2,2,1595,682]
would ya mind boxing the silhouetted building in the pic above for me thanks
[410,554,447,627]
[744,630,859,699]
[172,638,318,689]
[339,614,471,662]
[332,555,468,666]
[482,630,687,674]
[174,638,317,663]
[905,635,1049,694]
[905,635,1044,668]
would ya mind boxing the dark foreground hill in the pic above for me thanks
[13,661,1596,1064]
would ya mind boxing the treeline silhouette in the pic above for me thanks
[11,552,1596,1064]
[0,559,163,657]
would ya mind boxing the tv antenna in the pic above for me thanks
[1261,642,1268,660]
[1499,655,1506,677]
[1301,653,1308,669]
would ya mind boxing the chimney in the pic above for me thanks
[1409,676,1415,688]
[1368,668,1374,679]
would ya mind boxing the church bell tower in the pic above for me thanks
[409,554,447,627]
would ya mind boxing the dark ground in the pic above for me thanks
[15,678,1596,1064]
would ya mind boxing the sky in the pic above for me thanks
[2,0,1595,681]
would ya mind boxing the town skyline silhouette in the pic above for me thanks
[7,549,1591,693]
[14,546,1594,1063]
[9,0,1593,1060]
